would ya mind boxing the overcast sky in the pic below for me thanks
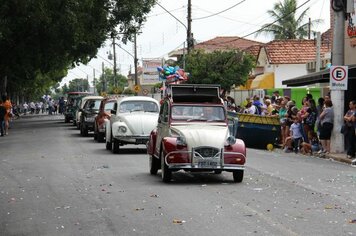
[61,0,330,87]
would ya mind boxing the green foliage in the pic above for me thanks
[67,78,90,92]
[95,67,128,94]
[255,0,322,39]
[185,50,255,92]
[0,0,155,98]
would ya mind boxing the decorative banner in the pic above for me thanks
[142,59,163,85]
[347,1,356,47]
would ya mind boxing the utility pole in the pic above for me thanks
[187,0,193,53]
[330,2,345,153]
[93,68,96,95]
[102,62,106,92]
[315,32,321,72]
[112,36,117,87]
[134,33,138,87]
[308,18,311,39]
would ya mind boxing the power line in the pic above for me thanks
[207,0,311,46]
[192,0,247,20]
[147,6,185,18]
[96,54,114,66]
[192,5,261,27]
[155,1,187,30]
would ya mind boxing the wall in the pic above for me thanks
[345,0,356,65]
[272,64,308,88]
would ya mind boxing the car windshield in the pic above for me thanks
[119,101,159,113]
[104,102,115,111]
[171,105,225,121]
[86,100,101,110]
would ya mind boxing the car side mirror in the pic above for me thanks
[111,109,116,115]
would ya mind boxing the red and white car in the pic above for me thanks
[147,84,246,182]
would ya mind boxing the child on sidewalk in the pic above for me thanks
[290,117,303,153]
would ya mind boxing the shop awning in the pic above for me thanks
[250,72,274,89]
[282,64,356,87]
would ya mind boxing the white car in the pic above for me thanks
[105,96,160,153]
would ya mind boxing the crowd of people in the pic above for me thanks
[0,96,66,137]
[225,91,356,161]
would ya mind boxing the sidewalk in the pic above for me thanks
[274,147,355,166]
[324,152,355,165]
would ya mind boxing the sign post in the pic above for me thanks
[330,66,348,90]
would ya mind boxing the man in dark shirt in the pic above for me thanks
[0,99,7,136]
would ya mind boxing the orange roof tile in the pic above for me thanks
[264,39,331,64]
[194,36,264,52]
[244,44,262,58]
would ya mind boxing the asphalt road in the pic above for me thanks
[1,115,356,236]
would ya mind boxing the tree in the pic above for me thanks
[184,50,255,94]
[95,67,128,94]
[0,0,155,98]
[255,0,322,40]
[67,79,89,92]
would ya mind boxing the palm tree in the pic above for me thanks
[256,0,322,39]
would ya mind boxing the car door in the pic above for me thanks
[154,101,169,155]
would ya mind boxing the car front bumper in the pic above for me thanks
[113,135,149,145]
[164,148,245,171]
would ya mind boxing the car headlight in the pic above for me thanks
[224,136,236,147]
[118,126,127,133]
[176,136,187,147]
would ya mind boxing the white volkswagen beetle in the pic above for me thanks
[105,96,160,153]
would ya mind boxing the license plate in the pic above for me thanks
[198,159,218,168]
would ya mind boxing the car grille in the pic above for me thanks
[194,147,219,159]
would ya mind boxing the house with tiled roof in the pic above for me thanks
[251,39,331,89]
[168,36,264,59]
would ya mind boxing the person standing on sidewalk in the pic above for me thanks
[319,100,334,154]
[2,95,12,135]
[0,99,6,136]
[344,100,356,159]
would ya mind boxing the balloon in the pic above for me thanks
[266,143,274,151]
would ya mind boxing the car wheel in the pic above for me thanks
[113,140,120,154]
[161,149,171,182]
[97,132,105,143]
[149,155,159,175]
[82,125,88,137]
[106,139,112,150]
[93,131,98,141]
[232,170,244,183]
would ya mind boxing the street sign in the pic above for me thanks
[134,85,141,93]
[330,66,348,90]
[142,89,149,95]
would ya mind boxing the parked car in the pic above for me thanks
[79,96,104,136]
[94,97,117,142]
[147,84,245,183]
[64,92,92,123]
[105,96,160,153]
[75,96,102,129]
